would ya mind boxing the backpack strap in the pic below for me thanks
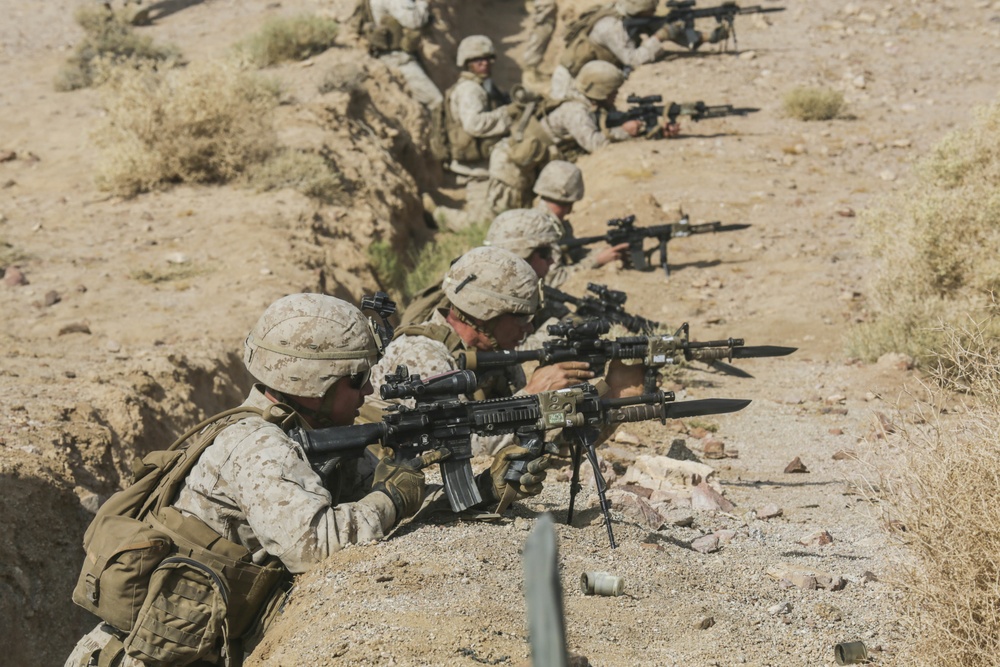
[392,322,467,355]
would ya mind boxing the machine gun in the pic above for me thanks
[605,95,758,136]
[543,282,664,334]
[560,213,750,276]
[292,365,750,547]
[459,320,796,394]
[623,1,786,51]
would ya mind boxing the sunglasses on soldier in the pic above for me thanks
[347,367,371,390]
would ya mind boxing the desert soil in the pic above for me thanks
[1,0,998,666]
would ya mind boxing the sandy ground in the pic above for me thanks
[1,0,999,665]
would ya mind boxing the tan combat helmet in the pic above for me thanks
[575,61,626,101]
[484,209,563,260]
[244,293,379,398]
[533,160,585,204]
[443,247,540,321]
[456,35,496,67]
[617,0,657,16]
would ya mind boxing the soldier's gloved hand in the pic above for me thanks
[708,24,729,44]
[480,443,554,503]
[373,449,450,520]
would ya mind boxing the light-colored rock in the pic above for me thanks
[876,351,914,370]
[715,529,737,545]
[784,457,809,474]
[691,534,720,553]
[768,601,792,616]
[614,430,641,445]
[690,482,736,513]
[832,450,857,461]
[694,615,715,629]
[799,530,834,547]
[703,440,726,459]
[756,504,783,520]
[4,266,28,286]
[879,169,897,181]
[619,455,722,495]
[166,252,189,264]
[606,490,665,531]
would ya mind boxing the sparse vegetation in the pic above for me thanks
[849,100,1000,371]
[0,239,28,267]
[369,222,489,302]
[55,5,179,91]
[782,86,845,121]
[95,62,281,196]
[864,319,1000,667]
[246,149,344,204]
[240,15,339,68]
[131,263,202,284]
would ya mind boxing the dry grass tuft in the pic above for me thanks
[95,62,280,196]
[246,149,345,204]
[782,87,845,121]
[848,100,1000,370]
[56,5,180,91]
[369,222,489,302]
[240,15,339,68]
[862,319,1000,667]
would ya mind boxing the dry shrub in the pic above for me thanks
[782,86,845,121]
[96,62,280,196]
[369,222,488,302]
[241,15,339,68]
[56,5,179,91]
[863,319,1000,666]
[849,99,1000,369]
[246,149,344,204]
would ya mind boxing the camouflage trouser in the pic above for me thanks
[433,173,492,231]
[378,51,443,107]
[64,624,145,667]
[485,138,535,217]
[523,0,557,69]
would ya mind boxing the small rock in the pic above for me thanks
[640,541,664,552]
[689,427,711,440]
[832,450,857,461]
[3,266,28,286]
[663,510,695,527]
[852,75,866,89]
[879,170,897,181]
[864,391,878,401]
[614,430,641,446]
[605,490,665,531]
[799,530,834,547]
[703,440,726,459]
[782,573,817,590]
[260,268,273,275]
[691,482,736,512]
[877,351,914,370]
[836,206,856,217]
[0,150,16,162]
[620,484,653,499]
[694,615,716,629]
[825,394,846,404]
[828,428,844,436]
[768,601,792,616]
[715,529,737,545]
[816,574,847,591]
[814,602,843,621]
[757,504,783,520]
[74,487,101,514]
[691,534,720,554]
[44,290,61,307]
[58,322,91,336]
[165,252,188,265]
[784,457,809,474]
[893,138,912,148]
[860,570,879,584]
[738,50,756,60]
[2,179,16,188]
[106,340,122,353]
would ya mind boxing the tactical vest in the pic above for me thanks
[354,0,422,55]
[72,406,294,667]
[393,320,517,400]
[399,281,449,327]
[505,94,565,170]
[559,6,622,76]
[444,73,508,163]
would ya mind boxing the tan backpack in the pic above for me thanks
[72,406,290,666]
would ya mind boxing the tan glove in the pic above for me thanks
[480,442,554,505]
[372,449,450,520]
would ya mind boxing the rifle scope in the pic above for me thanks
[587,283,627,305]
[547,319,610,339]
[380,369,478,400]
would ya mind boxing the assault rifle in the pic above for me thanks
[291,365,750,547]
[623,1,786,51]
[543,283,663,334]
[605,95,758,135]
[460,320,796,394]
[560,213,751,276]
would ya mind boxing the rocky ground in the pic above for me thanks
[1,0,999,665]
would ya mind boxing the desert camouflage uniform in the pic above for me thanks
[543,88,632,154]
[371,0,443,106]
[543,209,601,290]
[550,11,662,100]
[369,309,527,456]
[523,0,558,70]
[436,74,514,228]
[483,137,536,217]
[64,387,394,667]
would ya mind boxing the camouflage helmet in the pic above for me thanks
[456,35,496,67]
[533,160,585,203]
[484,209,563,260]
[575,61,626,101]
[443,247,540,321]
[618,0,657,16]
[244,293,379,398]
